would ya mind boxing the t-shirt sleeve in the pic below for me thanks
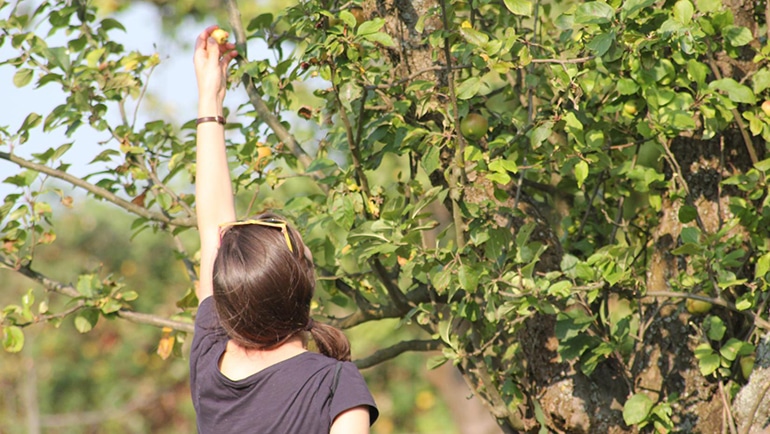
[329,362,379,426]
[192,296,223,350]
[190,296,226,410]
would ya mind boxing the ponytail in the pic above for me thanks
[308,322,351,362]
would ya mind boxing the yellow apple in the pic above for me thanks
[211,29,229,44]
[761,100,770,117]
[253,145,272,170]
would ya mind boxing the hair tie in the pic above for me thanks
[304,318,314,331]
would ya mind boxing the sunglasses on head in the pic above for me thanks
[218,218,294,252]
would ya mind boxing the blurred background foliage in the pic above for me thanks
[0,199,462,433]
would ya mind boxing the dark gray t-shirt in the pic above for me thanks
[190,297,378,433]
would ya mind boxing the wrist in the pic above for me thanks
[198,97,224,117]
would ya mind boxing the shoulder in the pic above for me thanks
[191,297,226,356]
[326,360,379,426]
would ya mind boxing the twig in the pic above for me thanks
[1,255,195,333]
[529,55,595,64]
[719,380,738,434]
[439,0,467,250]
[131,62,158,129]
[363,64,471,90]
[0,151,196,227]
[117,310,193,333]
[370,258,411,312]
[704,53,758,166]
[354,339,441,369]
[332,68,370,196]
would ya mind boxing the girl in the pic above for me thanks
[190,26,378,433]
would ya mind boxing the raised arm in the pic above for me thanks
[193,26,238,303]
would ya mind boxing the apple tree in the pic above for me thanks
[3,0,770,432]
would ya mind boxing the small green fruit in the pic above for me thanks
[740,355,755,379]
[460,113,488,141]
[686,297,712,315]
[623,101,638,116]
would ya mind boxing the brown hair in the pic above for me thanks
[212,212,351,361]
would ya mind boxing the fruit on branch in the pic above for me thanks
[761,100,770,117]
[740,355,755,379]
[350,6,366,28]
[685,297,712,315]
[211,29,229,44]
[253,144,272,170]
[460,113,489,140]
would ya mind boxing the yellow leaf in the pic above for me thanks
[461,21,472,29]
[157,327,174,360]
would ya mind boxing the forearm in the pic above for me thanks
[196,97,236,228]
[195,97,236,300]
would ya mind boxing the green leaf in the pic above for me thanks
[695,0,721,13]
[752,69,770,94]
[587,31,614,56]
[616,78,638,95]
[458,264,480,293]
[754,158,770,173]
[680,226,700,244]
[456,76,481,100]
[678,205,698,223]
[623,393,654,425]
[755,252,770,279]
[77,274,96,297]
[575,2,615,25]
[705,316,726,341]
[74,309,99,333]
[720,338,753,362]
[722,25,753,47]
[673,0,694,25]
[709,78,756,104]
[19,112,42,132]
[621,0,654,20]
[356,18,384,36]
[459,27,489,46]
[13,69,33,88]
[427,355,449,369]
[2,326,24,353]
[574,160,589,188]
[694,343,720,375]
[362,32,395,47]
[503,0,532,16]
[339,10,357,28]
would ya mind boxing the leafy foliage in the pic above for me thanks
[3,0,770,431]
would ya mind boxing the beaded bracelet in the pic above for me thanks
[196,116,226,125]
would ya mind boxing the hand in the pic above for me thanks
[193,25,238,107]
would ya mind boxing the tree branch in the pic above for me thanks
[332,68,371,196]
[370,258,411,312]
[644,291,770,330]
[224,0,312,169]
[1,255,195,333]
[327,285,433,329]
[363,64,471,90]
[354,339,441,369]
[704,53,758,166]
[529,55,595,64]
[117,310,193,333]
[0,151,196,227]
[439,0,467,250]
